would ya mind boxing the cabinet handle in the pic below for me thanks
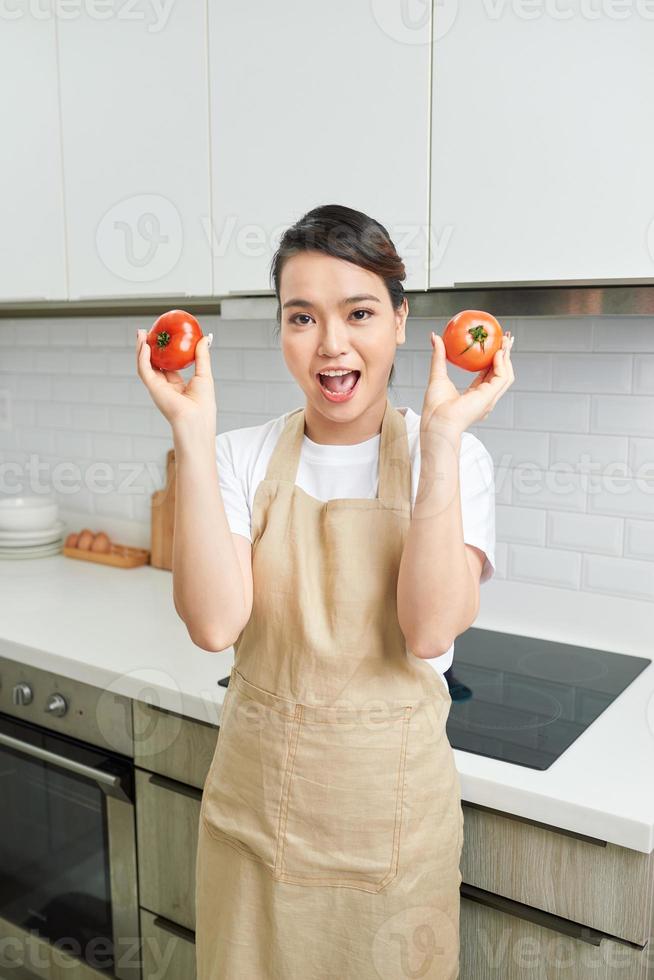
[148,772,203,801]
[152,914,195,944]
[462,801,607,847]
[460,884,642,950]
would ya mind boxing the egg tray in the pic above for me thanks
[63,543,150,568]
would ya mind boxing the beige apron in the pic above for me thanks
[195,397,464,980]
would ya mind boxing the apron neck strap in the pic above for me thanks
[264,397,412,510]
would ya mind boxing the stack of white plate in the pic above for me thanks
[0,495,65,559]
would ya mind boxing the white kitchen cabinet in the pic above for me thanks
[0,10,67,301]
[57,1,211,300]
[430,7,654,287]
[208,0,432,295]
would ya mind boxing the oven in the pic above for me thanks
[0,654,140,979]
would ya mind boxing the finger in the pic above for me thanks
[428,331,449,383]
[192,333,214,380]
[162,369,186,387]
[136,329,166,389]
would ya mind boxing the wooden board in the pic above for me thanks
[63,543,150,568]
[151,448,176,570]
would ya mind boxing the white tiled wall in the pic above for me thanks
[0,313,653,603]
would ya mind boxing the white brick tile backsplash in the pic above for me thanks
[1,312,652,607]
[508,543,581,589]
[552,353,632,394]
[628,438,654,477]
[512,467,588,512]
[548,511,623,556]
[588,479,654,520]
[509,353,552,391]
[593,317,654,352]
[624,520,654,561]
[474,429,549,470]
[243,349,290,382]
[514,392,590,432]
[633,355,654,395]
[550,433,628,471]
[496,504,546,545]
[70,404,110,432]
[52,377,90,403]
[512,317,593,351]
[591,395,654,437]
[582,554,654,601]
[49,322,87,347]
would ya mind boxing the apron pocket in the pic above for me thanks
[200,679,301,872]
[276,704,412,893]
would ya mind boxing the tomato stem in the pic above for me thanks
[458,324,488,356]
[156,331,171,349]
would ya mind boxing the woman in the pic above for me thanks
[136,204,514,979]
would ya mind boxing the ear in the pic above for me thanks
[395,297,408,345]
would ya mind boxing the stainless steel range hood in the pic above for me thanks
[1,281,653,318]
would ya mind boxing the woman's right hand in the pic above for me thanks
[136,328,217,439]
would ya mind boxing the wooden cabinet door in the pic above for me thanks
[429,8,654,287]
[0,12,66,301]
[136,768,202,932]
[460,891,649,979]
[209,0,432,294]
[140,908,196,980]
[57,3,211,299]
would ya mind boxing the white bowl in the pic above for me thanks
[0,496,59,531]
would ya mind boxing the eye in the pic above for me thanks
[289,313,314,326]
[351,308,373,321]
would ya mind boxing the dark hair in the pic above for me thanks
[269,204,407,388]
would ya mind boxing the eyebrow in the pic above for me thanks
[282,293,382,310]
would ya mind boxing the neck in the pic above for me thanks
[303,394,388,445]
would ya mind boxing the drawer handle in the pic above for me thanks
[462,802,607,847]
[152,914,195,944]
[148,772,203,801]
[460,884,643,950]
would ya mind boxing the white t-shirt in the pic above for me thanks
[215,406,496,683]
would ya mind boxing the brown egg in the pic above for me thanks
[91,531,111,553]
[64,532,79,548]
[77,529,95,551]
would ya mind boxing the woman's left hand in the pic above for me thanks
[420,329,515,437]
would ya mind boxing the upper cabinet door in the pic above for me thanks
[430,8,654,287]
[0,12,66,301]
[58,3,212,300]
[209,0,432,295]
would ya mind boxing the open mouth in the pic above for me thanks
[316,370,361,402]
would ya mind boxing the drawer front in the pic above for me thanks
[136,768,202,931]
[460,891,648,979]
[461,803,653,945]
[133,699,218,789]
[140,909,196,980]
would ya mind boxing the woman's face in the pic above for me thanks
[279,251,407,425]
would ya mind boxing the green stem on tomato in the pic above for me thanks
[458,324,488,355]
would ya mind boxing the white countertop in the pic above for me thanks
[1,555,653,853]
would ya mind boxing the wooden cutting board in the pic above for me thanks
[151,448,176,570]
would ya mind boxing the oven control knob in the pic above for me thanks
[46,694,68,718]
[12,683,33,706]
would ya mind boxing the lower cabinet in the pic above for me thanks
[135,768,202,933]
[460,889,651,979]
[140,909,196,980]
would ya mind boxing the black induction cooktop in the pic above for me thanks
[443,627,651,771]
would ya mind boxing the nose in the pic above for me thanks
[317,317,350,357]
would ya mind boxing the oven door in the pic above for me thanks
[0,711,139,979]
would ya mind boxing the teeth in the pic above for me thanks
[318,369,356,377]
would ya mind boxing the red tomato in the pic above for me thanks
[442,310,503,372]
[147,310,203,371]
